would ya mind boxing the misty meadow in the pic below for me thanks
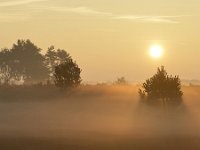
[1,0,200,149]
[0,40,200,150]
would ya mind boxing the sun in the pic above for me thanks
[149,45,163,58]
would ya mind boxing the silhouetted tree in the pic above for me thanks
[45,46,71,81]
[11,40,48,83]
[0,40,48,84]
[139,66,183,106]
[114,77,128,85]
[0,48,22,84]
[54,58,81,89]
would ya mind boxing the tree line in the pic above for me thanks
[0,40,183,106]
[0,39,81,88]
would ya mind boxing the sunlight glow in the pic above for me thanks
[149,45,163,58]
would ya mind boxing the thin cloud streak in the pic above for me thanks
[0,0,48,7]
[43,6,113,16]
[0,4,187,24]
[112,15,184,23]
[43,6,184,23]
[0,6,112,23]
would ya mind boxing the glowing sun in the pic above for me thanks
[149,45,163,58]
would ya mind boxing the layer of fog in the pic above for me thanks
[0,86,200,140]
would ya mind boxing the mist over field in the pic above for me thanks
[1,85,200,149]
[1,0,200,149]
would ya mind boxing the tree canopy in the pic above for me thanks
[45,46,71,80]
[139,66,183,105]
[54,59,82,89]
[0,39,79,85]
[0,40,48,84]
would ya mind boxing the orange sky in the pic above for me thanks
[0,0,200,82]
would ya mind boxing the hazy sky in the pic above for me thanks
[0,0,200,82]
